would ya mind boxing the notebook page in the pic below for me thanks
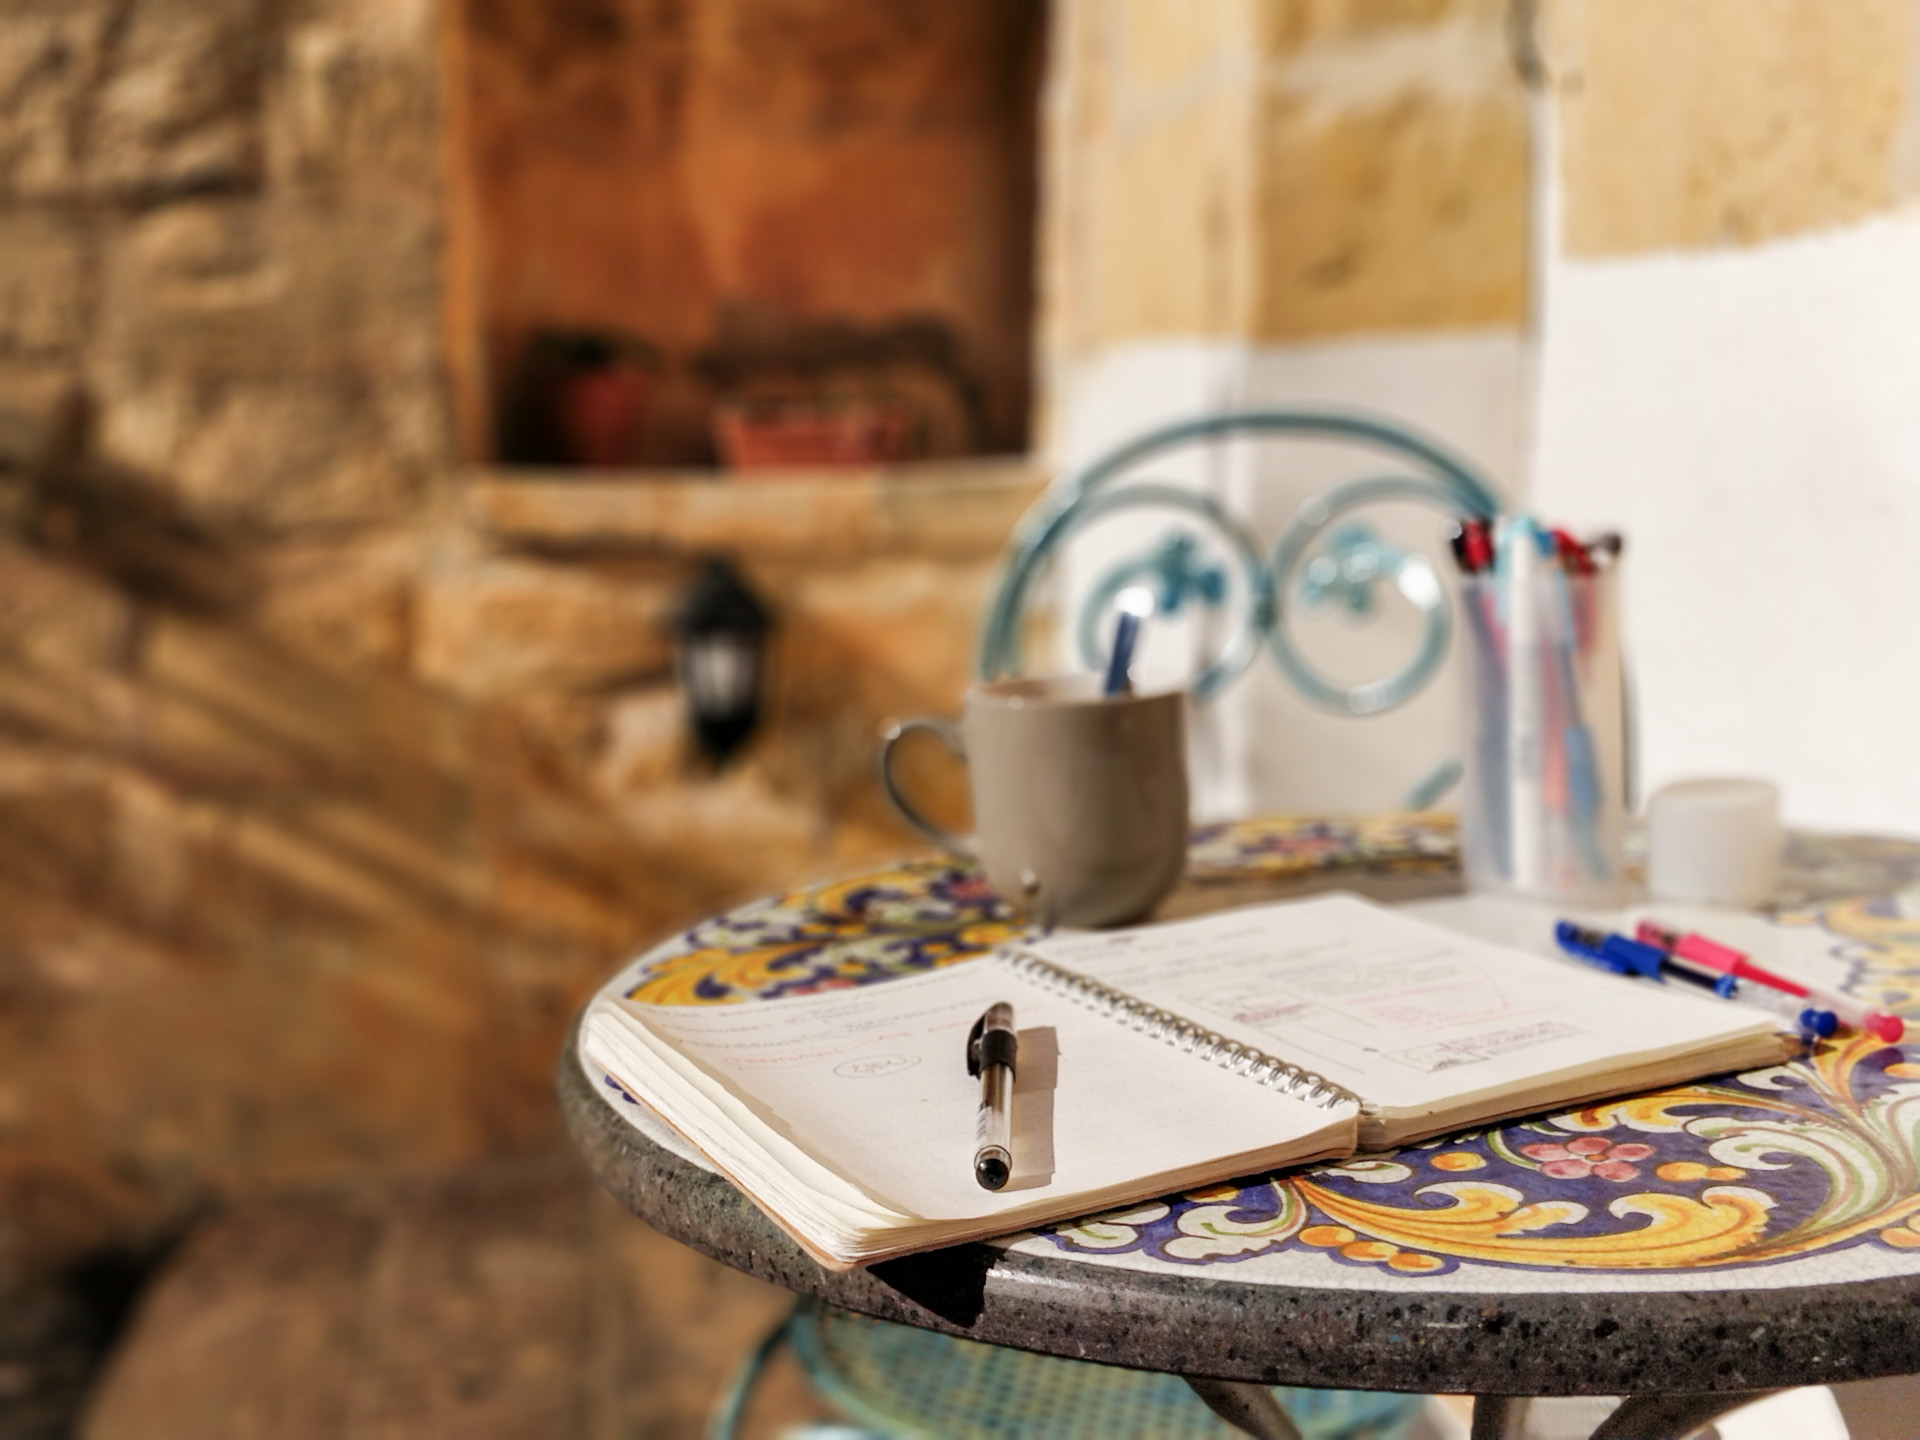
[583,1013,902,1232]
[608,957,1355,1222]
[1021,894,1780,1127]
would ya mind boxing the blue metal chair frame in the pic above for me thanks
[977,409,1502,720]
[709,1297,1424,1440]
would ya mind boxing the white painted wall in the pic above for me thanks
[1045,332,1524,818]
[1043,202,1920,835]
[1530,209,1920,836]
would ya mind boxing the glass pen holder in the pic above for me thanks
[1459,567,1627,905]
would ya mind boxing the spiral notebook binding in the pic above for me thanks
[999,947,1359,1112]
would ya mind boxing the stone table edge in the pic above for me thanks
[559,1018,1920,1397]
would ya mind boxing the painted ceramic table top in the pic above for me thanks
[561,818,1920,1394]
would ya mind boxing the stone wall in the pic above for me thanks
[1040,0,1529,376]
[1553,0,1917,256]
[0,0,1034,1281]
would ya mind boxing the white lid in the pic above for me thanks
[1644,778,1781,908]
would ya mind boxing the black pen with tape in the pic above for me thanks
[966,1003,1018,1190]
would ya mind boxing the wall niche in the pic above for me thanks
[448,0,1045,471]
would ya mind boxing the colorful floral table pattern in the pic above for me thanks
[621,814,1457,1006]
[596,819,1920,1289]
[1185,812,1458,883]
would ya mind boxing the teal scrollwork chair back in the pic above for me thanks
[977,409,1504,808]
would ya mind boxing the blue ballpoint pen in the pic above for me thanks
[1553,922,1838,1039]
[1102,587,1154,697]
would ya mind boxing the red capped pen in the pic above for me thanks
[1550,529,1594,574]
[1635,922,1904,1042]
[1452,518,1494,574]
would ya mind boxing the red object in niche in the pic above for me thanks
[557,363,652,469]
[713,398,917,470]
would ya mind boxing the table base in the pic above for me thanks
[1185,1377,1305,1440]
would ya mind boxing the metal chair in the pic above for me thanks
[711,1298,1425,1440]
[978,408,1502,810]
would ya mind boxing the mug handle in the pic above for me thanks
[879,718,971,852]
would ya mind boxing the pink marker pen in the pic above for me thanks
[1636,922,1904,1043]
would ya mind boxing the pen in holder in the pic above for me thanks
[1460,557,1627,904]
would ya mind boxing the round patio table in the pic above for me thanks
[560,818,1920,1440]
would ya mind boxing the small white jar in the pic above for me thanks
[1644,778,1782,908]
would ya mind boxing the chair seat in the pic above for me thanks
[787,1300,1425,1440]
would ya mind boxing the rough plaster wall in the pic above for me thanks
[1533,0,1920,834]
[1533,196,1920,835]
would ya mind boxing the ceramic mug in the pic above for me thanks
[879,675,1189,927]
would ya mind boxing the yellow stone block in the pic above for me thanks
[1084,84,1257,340]
[1556,0,1910,255]
[1257,0,1506,59]
[1122,0,1258,95]
[1047,0,1528,347]
[1251,81,1529,335]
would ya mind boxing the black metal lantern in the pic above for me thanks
[673,557,772,765]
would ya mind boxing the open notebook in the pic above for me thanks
[583,894,1795,1270]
